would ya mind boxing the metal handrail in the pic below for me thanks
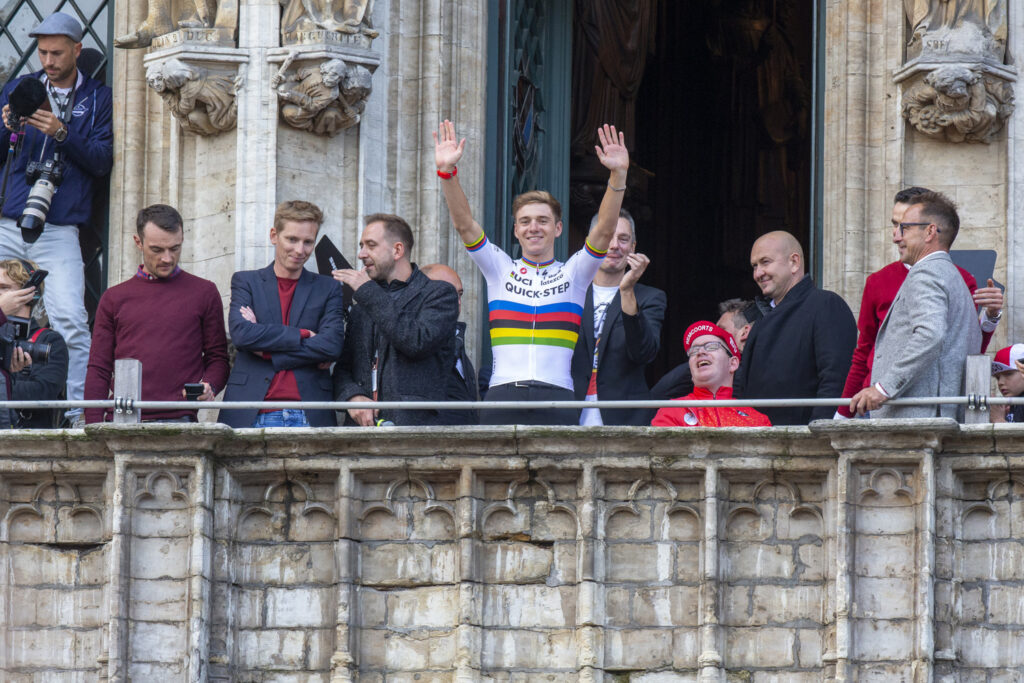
[0,396,1022,411]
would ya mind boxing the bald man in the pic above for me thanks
[733,231,857,425]
[422,263,480,424]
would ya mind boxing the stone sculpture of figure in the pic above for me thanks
[280,0,377,37]
[116,0,234,48]
[146,58,239,136]
[272,58,371,136]
[904,0,1007,60]
[902,64,1013,143]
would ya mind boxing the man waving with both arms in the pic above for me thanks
[434,120,630,425]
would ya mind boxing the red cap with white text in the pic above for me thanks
[683,320,740,359]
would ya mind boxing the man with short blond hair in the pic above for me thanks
[220,200,345,428]
[434,119,630,424]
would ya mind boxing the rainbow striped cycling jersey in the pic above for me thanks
[465,232,606,390]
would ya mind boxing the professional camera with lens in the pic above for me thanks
[0,315,50,374]
[17,158,64,232]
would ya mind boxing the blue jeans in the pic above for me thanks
[0,217,90,413]
[252,409,309,428]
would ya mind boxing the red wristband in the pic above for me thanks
[437,166,458,179]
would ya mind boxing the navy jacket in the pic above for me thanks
[0,69,113,226]
[333,266,458,426]
[571,283,666,425]
[219,265,345,428]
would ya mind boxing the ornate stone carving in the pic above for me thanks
[903,0,1006,63]
[114,0,237,48]
[146,57,241,136]
[272,55,371,136]
[902,65,1013,142]
[281,0,377,39]
[895,0,1015,143]
[268,47,377,137]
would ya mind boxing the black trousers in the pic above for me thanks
[479,381,579,426]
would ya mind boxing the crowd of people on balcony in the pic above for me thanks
[0,13,1021,430]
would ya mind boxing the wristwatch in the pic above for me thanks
[53,125,67,143]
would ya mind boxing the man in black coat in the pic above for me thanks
[333,214,458,426]
[733,231,857,426]
[571,210,666,426]
[422,264,479,425]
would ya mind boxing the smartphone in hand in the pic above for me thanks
[184,383,205,401]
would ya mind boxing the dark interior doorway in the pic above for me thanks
[568,0,816,382]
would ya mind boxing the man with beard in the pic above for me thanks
[333,214,458,426]
[570,209,665,425]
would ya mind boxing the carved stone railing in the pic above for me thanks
[0,421,1022,681]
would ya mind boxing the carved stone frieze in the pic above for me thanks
[281,0,377,44]
[268,46,379,137]
[114,0,238,49]
[895,1,1015,143]
[143,48,247,136]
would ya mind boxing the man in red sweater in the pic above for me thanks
[84,205,229,423]
[652,321,771,427]
[837,187,1003,418]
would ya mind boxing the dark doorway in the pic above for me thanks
[568,0,816,382]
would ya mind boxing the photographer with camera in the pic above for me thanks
[0,13,113,428]
[0,259,68,428]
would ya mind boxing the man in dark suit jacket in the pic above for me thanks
[219,201,345,428]
[734,230,857,426]
[423,263,479,425]
[571,210,666,426]
[333,214,458,426]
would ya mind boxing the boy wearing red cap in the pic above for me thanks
[991,344,1024,423]
[652,321,771,427]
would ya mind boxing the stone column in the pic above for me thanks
[698,465,724,682]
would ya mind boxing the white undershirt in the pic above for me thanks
[580,285,620,426]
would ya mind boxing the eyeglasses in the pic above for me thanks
[687,341,730,357]
[895,221,940,235]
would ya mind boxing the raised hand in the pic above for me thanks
[619,253,650,291]
[973,278,1004,319]
[594,124,629,174]
[433,120,466,173]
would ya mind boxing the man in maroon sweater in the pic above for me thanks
[84,205,229,423]
[836,187,1003,418]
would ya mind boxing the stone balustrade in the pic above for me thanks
[0,420,1022,681]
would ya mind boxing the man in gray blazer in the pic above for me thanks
[850,191,982,420]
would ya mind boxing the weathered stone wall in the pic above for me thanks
[1,421,1022,681]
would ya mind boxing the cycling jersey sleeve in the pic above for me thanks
[564,240,608,298]
[464,232,513,282]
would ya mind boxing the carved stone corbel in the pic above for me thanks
[895,4,1015,144]
[143,48,247,136]
[268,41,379,137]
